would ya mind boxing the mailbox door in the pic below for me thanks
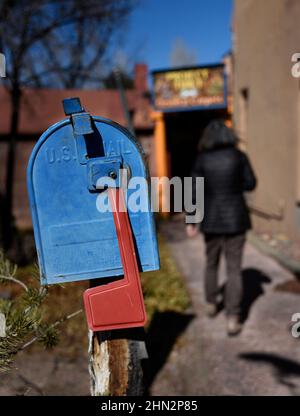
[27,117,160,285]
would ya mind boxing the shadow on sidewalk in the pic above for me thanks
[241,268,271,322]
[218,268,271,322]
[143,310,194,393]
[239,352,300,395]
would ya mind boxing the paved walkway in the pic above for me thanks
[151,220,300,396]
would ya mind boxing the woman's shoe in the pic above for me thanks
[227,315,242,336]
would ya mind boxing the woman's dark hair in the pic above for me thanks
[198,119,238,151]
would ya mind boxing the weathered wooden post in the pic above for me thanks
[88,328,148,396]
[27,97,160,396]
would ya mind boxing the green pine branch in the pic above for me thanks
[0,251,82,372]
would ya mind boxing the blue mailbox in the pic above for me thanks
[27,98,160,285]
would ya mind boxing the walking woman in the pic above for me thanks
[186,120,257,336]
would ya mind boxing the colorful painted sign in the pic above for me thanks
[152,64,226,111]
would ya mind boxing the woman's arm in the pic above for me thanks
[241,152,257,191]
[191,154,204,204]
[185,154,203,237]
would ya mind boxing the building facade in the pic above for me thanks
[1,57,235,232]
[0,64,154,229]
[233,0,300,240]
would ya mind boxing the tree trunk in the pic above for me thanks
[88,328,148,396]
[2,86,21,250]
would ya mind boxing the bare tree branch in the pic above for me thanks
[0,0,137,249]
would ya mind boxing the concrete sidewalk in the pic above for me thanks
[151,220,300,396]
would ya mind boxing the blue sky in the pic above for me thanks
[122,0,233,72]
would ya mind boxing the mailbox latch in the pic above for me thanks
[63,97,93,136]
[87,156,122,191]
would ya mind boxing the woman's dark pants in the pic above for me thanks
[204,233,246,316]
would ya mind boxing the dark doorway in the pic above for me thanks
[165,109,228,179]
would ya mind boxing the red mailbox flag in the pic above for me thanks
[83,188,147,332]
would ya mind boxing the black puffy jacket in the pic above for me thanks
[191,147,257,234]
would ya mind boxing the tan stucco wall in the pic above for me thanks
[233,0,300,240]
